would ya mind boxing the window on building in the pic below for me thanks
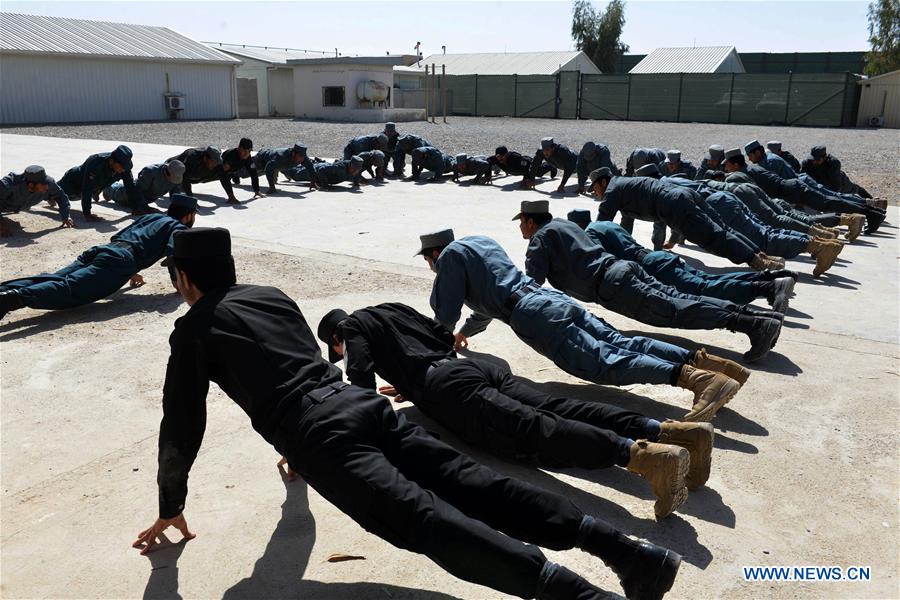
[322,86,345,107]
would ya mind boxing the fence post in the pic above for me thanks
[676,73,684,122]
[726,73,735,124]
[424,64,430,121]
[840,71,850,127]
[576,71,583,119]
[783,71,793,124]
[431,64,436,123]
[474,74,479,116]
[625,74,632,120]
[554,72,561,119]
[513,74,518,116]
[442,65,447,123]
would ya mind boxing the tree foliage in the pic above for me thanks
[571,0,629,73]
[866,0,900,75]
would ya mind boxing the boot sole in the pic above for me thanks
[683,378,740,422]
[662,424,714,490]
[772,278,794,315]
[653,447,690,519]
[812,245,842,277]
[635,548,682,600]
[743,318,782,362]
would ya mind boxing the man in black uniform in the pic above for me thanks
[317,302,716,518]
[488,146,553,189]
[529,137,577,193]
[220,138,264,204]
[800,145,877,204]
[132,228,682,600]
[167,146,224,197]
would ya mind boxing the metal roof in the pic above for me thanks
[0,12,239,64]
[208,43,330,65]
[629,46,744,74]
[394,51,596,75]
[287,56,408,66]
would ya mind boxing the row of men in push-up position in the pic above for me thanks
[0,152,888,598]
[1,119,886,234]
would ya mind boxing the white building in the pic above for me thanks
[288,56,423,122]
[395,51,602,81]
[207,44,318,118]
[857,69,900,128]
[0,12,240,125]
[629,46,745,74]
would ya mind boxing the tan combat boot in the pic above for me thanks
[677,365,740,422]
[658,420,714,490]
[866,198,888,210]
[690,348,750,386]
[749,253,783,272]
[808,224,836,239]
[759,252,786,269]
[807,237,843,276]
[626,440,690,519]
[840,214,865,241]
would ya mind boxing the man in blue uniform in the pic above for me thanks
[255,144,318,194]
[357,149,387,182]
[103,160,185,214]
[343,133,389,160]
[319,302,717,518]
[568,209,796,308]
[659,150,697,180]
[660,178,844,276]
[0,194,197,320]
[133,228,683,600]
[528,138,577,193]
[391,133,431,177]
[419,228,742,421]
[730,145,885,233]
[453,153,492,184]
[624,148,666,177]
[621,148,668,246]
[765,141,801,172]
[1,165,74,235]
[576,142,621,194]
[590,168,783,271]
[411,146,456,181]
[517,201,784,360]
[58,144,136,222]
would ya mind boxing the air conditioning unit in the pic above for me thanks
[867,116,884,127]
[164,94,185,111]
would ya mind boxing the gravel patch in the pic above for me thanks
[3,116,896,199]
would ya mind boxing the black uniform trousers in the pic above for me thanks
[279,383,618,599]
[669,199,758,264]
[420,359,646,468]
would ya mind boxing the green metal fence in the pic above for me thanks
[439,71,859,127]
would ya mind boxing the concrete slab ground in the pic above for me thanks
[1,133,898,599]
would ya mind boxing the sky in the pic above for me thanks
[2,1,872,56]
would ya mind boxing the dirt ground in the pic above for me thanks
[0,132,898,600]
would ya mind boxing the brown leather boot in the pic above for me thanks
[759,252,786,269]
[690,348,750,385]
[677,365,740,421]
[658,421,714,490]
[807,237,843,276]
[626,440,690,519]
[840,214,864,241]
[749,253,783,272]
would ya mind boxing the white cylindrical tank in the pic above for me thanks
[357,80,389,103]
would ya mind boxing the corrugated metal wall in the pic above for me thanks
[0,54,234,124]
[857,71,900,128]
[616,52,867,75]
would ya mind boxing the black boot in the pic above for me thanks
[755,277,794,314]
[576,517,681,600]
[536,562,610,600]
[729,314,782,362]
[758,269,799,282]
[865,208,886,234]
[0,290,25,320]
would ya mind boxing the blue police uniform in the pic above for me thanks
[531,144,577,187]
[287,160,354,186]
[104,163,177,212]
[657,159,697,180]
[411,147,456,180]
[1,171,71,221]
[255,147,317,191]
[621,149,668,248]
[59,151,136,217]
[596,176,758,265]
[455,156,492,183]
[343,135,385,160]
[0,213,186,310]
[525,219,741,332]
[724,172,841,228]
[392,134,431,175]
[430,235,693,386]
[585,221,762,304]
[576,143,621,189]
